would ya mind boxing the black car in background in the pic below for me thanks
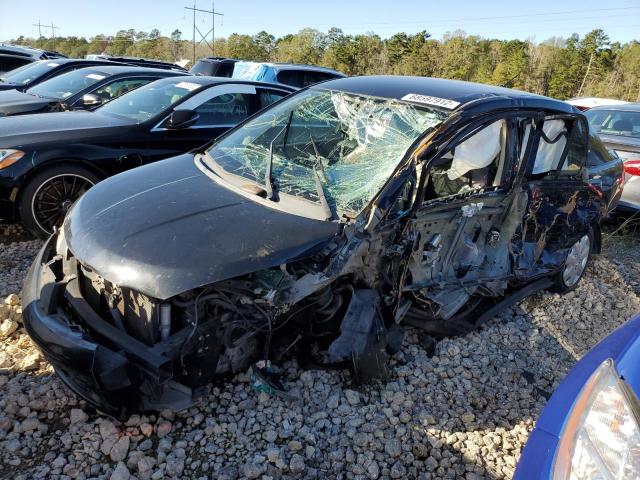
[0,44,66,74]
[0,59,123,92]
[22,76,622,414]
[230,61,346,88]
[0,65,186,117]
[0,76,294,235]
[189,57,238,77]
[0,57,187,93]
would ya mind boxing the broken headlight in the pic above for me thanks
[552,359,640,479]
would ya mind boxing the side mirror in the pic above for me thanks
[81,93,102,108]
[164,109,199,129]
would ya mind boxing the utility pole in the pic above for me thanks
[32,20,43,39]
[577,53,594,98]
[184,2,223,64]
[50,22,60,49]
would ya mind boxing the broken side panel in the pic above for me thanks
[515,181,600,279]
[404,190,526,320]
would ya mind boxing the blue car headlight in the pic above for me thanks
[553,359,640,479]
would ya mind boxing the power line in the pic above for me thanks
[230,5,640,27]
[184,2,224,63]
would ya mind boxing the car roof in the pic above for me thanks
[32,58,115,66]
[588,102,640,113]
[197,57,238,63]
[314,75,574,112]
[270,63,345,76]
[149,75,296,91]
[0,43,65,59]
[77,65,188,76]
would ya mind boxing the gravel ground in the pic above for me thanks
[0,224,638,480]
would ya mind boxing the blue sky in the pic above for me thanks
[1,0,639,43]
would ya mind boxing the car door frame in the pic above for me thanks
[517,112,600,280]
[145,82,291,163]
[370,110,528,307]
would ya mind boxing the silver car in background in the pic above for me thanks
[585,103,640,210]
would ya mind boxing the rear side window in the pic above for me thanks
[258,89,289,108]
[216,62,235,77]
[91,78,152,102]
[0,56,32,74]
[190,60,215,76]
[587,133,617,167]
[562,119,587,171]
[275,70,304,88]
[277,70,339,88]
[193,92,255,127]
[532,117,586,175]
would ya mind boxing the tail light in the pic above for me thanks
[623,160,640,177]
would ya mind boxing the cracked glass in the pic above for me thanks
[205,89,447,216]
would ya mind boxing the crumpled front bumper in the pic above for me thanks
[22,236,193,416]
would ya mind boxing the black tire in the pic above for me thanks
[551,230,593,294]
[18,164,100,238]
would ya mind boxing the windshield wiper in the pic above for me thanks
[310,138,335,221]
[265,110,293,200]
[313,165,334,221]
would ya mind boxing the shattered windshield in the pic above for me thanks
[205,89,446,216]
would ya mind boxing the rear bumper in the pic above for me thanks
[22,237,193,415]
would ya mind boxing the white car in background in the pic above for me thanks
[566,96,629,111]
[585,103,640,210]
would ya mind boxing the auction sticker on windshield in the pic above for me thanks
[47,63,59,67]
[86,73,106,80]
[175,81,200,91]
[401,93,460,110]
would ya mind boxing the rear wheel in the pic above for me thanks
[19,165,99,238]
[552,232,592,293]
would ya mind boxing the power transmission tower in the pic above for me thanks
[33,21,60,48]
[32,21,43,39]
[184,2,224,64]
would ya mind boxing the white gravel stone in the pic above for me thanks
[0,319,18,338]
[69,408,88,425]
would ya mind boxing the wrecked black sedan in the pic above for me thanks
[22,76,621,415]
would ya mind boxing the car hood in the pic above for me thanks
[0,89,57,116]
[0,111,133,146]
[64,153,340,300]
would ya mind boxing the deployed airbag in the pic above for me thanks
[447,120,503,180]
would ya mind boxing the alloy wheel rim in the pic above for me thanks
[562,234,590,287]
[31,174,94,234]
